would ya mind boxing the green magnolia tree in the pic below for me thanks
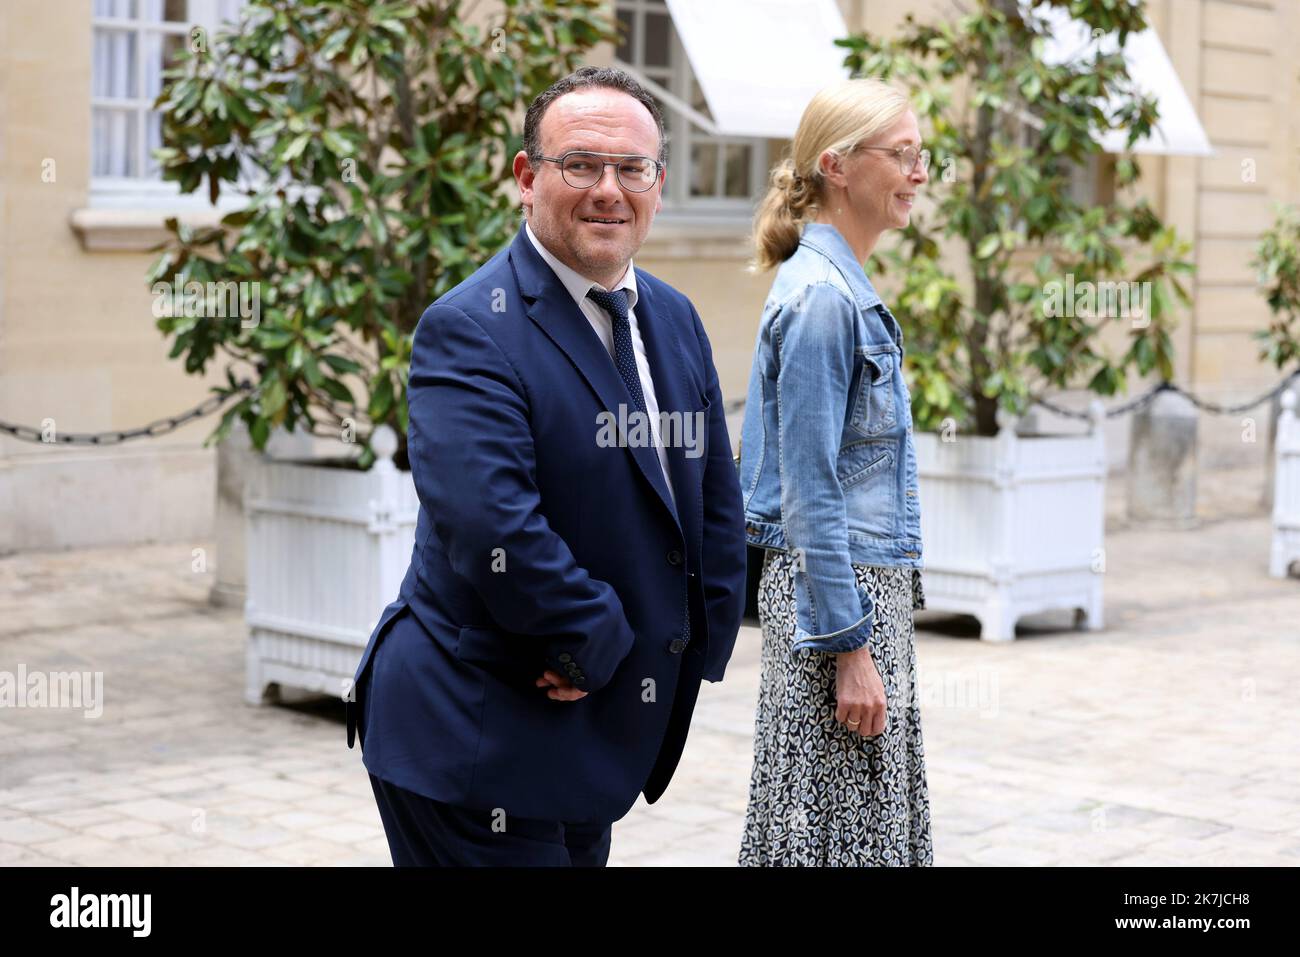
[1252,204,1300,373]
[838,0,1195,436]
[150,0,614,465]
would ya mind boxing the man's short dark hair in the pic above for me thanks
[523,66,668,167]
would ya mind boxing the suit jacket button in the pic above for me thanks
[558,652,572,663]
[667,549,683,566]
[668,638,686,654]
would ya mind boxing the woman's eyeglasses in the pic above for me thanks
[535,150,663,192]
[856,144,931,176]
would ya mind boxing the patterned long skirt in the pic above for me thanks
[738,548,934,866]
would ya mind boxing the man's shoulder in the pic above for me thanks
[430,245,517,316]
[411,245,526,361]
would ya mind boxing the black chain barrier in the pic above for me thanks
[0,380,257,446]
[1029,369,1300,422]
[723,368,1300,421]
[3,370,1298,446]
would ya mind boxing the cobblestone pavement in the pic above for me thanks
[1,467,1297,866]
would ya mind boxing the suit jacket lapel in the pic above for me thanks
[508,226,681,529]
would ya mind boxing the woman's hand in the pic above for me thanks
[834,645,886,737]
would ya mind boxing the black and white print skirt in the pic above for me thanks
[738,548,934,866]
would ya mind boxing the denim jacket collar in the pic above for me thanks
[797,222,883,312]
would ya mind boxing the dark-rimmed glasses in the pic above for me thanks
[856,144,931,176]
[535,150,663,192]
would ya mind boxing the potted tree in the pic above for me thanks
[837,0,1196,639]
[148,0,615,701]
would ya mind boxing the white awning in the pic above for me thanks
[649,0,1210,156]
[661,0,850,139]
[1031,2,1213,156]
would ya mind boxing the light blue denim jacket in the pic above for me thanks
[738,221,922,655]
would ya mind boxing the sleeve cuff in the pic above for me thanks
[790,581,876,655]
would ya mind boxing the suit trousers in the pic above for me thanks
[368,773,612,867]
[357,663,611,866]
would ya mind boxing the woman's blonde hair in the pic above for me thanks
[751,78,912,271]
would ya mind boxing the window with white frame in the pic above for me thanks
[1016,117,1114,208]
[91,0,244,196]
[614,0,767,216]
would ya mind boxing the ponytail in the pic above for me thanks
[750,157,820,272]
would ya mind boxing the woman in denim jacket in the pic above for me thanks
[737,78,932,866]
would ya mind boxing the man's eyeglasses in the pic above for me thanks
[856,144,931,176]
[535,150,663,192]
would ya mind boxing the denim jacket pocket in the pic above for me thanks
[838,442,894,490]
[849,346,897,437]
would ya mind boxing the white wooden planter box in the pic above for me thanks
[914,403,1107,641]
[244,428,417,704]
[1270,389,1300,578]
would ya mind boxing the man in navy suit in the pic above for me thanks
[346,66,748,866]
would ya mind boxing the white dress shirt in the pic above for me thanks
[524,220,676,514]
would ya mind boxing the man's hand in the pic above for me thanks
[535,670,589,702]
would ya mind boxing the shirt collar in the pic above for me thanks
[525,219,638,312]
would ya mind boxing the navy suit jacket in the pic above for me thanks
[347,222,748,824]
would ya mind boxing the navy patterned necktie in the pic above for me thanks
[587,287,647,417]
[588,288,689,647]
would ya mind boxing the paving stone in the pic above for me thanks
[43,807,123,829]
[217,798,284,817]
[210,825,298,850]
[229,778,321,802]
[0,818,74,845]
[268,811,338,832]
[28,834,125,865]
[637,801,737,827]
[145,777,211,797]
[9,794,96,814]
[105,797,198,825]
[175,846,262,866]
[138,763,204,780]
[262,838,355,866]
[84,819,166,840]
[0,840,73,866]
[966,842,1061,866]
[293,794,359,816]
[306,822,380,845]
[133,832,210,857]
